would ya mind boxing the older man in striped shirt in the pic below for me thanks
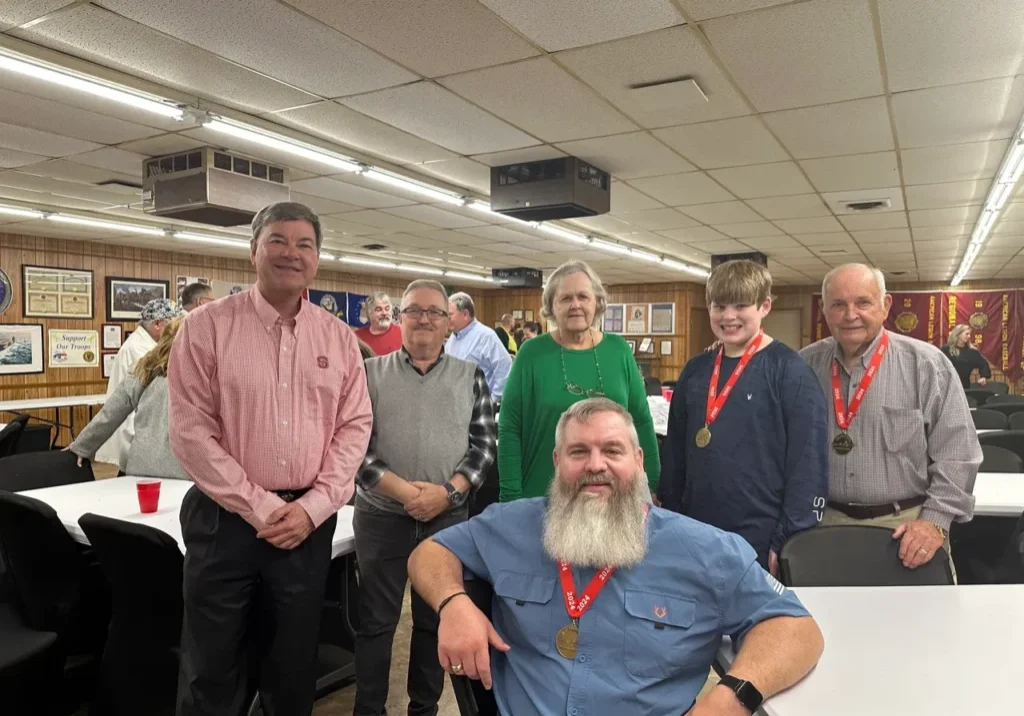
[169,202,373,716]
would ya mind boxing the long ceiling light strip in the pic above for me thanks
[952,125,1024,286]
[47,214,166,236]
[360,169,464,206]
[0,206,45,219]
[173,231,249,248]
[0,49,183,119]
[204,118,362,173]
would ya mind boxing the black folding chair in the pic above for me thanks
[965,388,995,406]
[0,599,62,715]
[449,579,498,716]
[972,409,1008,430]
[0,450,94,492]
[779,525,953,587]
[981,445,1023,473]
[1009,413,1024,432]
[644,376,663,397]
[79,514,184,716]
[966,396,978,409]
[979,403,1024,421]
[978,431,1024,467]
[984,381,1010,395]
[0,414,28,458]
[15,424,55,454]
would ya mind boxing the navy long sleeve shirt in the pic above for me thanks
[658,341,829,567]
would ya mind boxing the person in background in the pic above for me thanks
[169,201,373,715]
[95,298,184,470]
[68,318,189,480]
[356,338,375,362]
[181,282,214,312]
[941,324,992,391]
[498,259,660,502]
[513,326,525,348]
[352,279,495,716]
[355,292,403,355]
[495,313,517,356]
[522,321,541,341]
[659,260,829,575]
[446,292,512,403]
[409,398,823,716]
[800,264,980,576]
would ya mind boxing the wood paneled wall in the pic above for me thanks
[475,288,544,330]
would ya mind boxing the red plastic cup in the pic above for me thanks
[137,480,161,514]
[661,387,674,402]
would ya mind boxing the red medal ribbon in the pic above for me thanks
[831,330,889,431]
[558,562,614,620]
[705,329,764,426]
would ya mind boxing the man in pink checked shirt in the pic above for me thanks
[168,201,372,716]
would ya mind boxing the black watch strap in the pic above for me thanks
[718,675,763,713]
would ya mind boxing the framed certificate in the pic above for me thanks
[22,265,94,319]
[102,323,123,350]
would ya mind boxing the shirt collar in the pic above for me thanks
[401,345,446,375]
[250,282,311,331]
[832,328,887,369]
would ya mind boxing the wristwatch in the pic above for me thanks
[442,482,465,506]
[718,675,763,714]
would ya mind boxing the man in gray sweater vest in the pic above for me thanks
[353,278,496,716]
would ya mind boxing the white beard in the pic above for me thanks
[542,470,649,568]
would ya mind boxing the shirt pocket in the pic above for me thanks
[622,589,696,678]
[492,571,557,647]
[881,407,926,454]
[303,365,341,424]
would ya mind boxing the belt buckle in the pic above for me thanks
[279,490,296,503]
[892,501,901,516]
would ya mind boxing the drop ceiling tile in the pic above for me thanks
[708,162,812,199]
[740,235,802,250]
[774,216,844,234]
[381,205,487,229]
[412,159,493,196]
[610,181,664,212]
[878,0,1024,92]
[555,133,695,179]
[702,0,883,111]
[676,0,791,20]
[67,148,148,178]
[17,158,138,186]
[903,181,990,211]
[626,172,733,206]
[117,134,206,157]
[800,152,900,193]
[761,97,894,159]
[0,121,100,158]
[851,228,912,243]
[617,208,700,231]
[290,177,416,209]
[911,225,970,240]
[798,233,856,247]
[0,88,158,146]
[477,0,682,52]
[892,76,1024,149]
[745,194,831,220]
[555,26,752,129]
[715,221,782,238]
[839,212,909,230]
[566,214,636,236]
[334,210,437,235]
[0,176,122,209]
[14,5,320,113]
[1001,203,1024,222]
[459,225,539,244]
[657,226,730,242]
[340,82,538,155]
[908,206,981,228]
[289,193,361,216]
[680,201,761,224]
[440,58,637,142]
[472,146,567,167]
[861,241,914,254]
[900,140,1010,185]
[686,238,752,253]
[992,220,1024,236]
[652,116,787,169]
[0,1,77,30]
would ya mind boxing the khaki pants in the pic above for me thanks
[821,505,957,583]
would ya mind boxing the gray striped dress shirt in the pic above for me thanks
[800,330,980,530]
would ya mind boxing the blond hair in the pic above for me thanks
[946,324,971,357]
[133,317,182,388]
[706,260,772,306]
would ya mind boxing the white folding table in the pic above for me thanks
[0,393,107,438]
[717,585,1024,716]
[971,472,1024,517]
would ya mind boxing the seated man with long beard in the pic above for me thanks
[408,397,824,716]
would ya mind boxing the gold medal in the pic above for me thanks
[555,623,578,659]
[832,433,854,455]
[695,425,711,448]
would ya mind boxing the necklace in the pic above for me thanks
[559,329,605,397]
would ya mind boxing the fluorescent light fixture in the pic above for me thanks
[396,263,443,276]
[1003,141,1024,184]
[47,214,166,236]
[589,238,631,255]
[360,169,463,206]
[340,256,397,270]
[662,259,711,278]
[204,118,361,173]
[0,50,184,119]
[536,223,590,245]
[629,249,663,263]
[988,183,1014,211]
[174,231,250,248]
[444,270,493,283]
[0,205,45,219]
[319,252,335,261]
[465,201,534,226]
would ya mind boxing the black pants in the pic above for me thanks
[352,497,467,716]
[176,487,337,716]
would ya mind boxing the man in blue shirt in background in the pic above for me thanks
[409,398,823,716]
[659,260,829,576]
[446,292,512,404]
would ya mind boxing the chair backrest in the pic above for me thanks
[0,414,29,457]
[985,381,1010,395]
[449,578,498,716]
[972,409,1008,430]
[0,491,86,633]
[965,388,995,406]
[979,403,1024,420]
[779,525,953,587]
[1009,413,1024,432]
[981,445,1023,473]
[978,430,1024,466]
[643,375,662,396]
[15,424,55,453]
[0,450,94,492]
[966,396,978,409]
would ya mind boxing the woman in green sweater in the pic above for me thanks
[498,260,660,501]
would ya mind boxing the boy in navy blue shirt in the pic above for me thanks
[659,260,829,575]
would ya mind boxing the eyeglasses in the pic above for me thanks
[400,307,448,321]
[564,383,605,398]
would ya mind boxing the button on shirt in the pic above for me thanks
[432,499,809,716]
[799,330,980,530]
[169,286,373,531]
[445,319,512,401]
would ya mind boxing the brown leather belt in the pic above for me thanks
[827,494,927,520]
[273,487,311,503]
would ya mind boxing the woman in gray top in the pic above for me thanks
[69,317,190,480]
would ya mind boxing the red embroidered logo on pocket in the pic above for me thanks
[653,606,667,619]
[317,356,328,369]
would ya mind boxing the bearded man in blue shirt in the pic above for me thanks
[409,397,823,716]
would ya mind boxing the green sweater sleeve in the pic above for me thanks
[497,352,526,502]
[624,349,661,490]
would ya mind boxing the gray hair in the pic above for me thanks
[367,291,392,311]
[251,201,322,251]
[402,279,448,307]
[449,291,475,318]
[180,282,212,307]
[542,260,607,327]
[554,397,640,453]
[821,263,887,302]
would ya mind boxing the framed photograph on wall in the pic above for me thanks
[512,309,524,320]
[649,302,676,335]
[603,304,625,334]
[0,323,45,375]
[625,303,648,334]
[102,352,118,379]
[22,265,94,320]
[625,339,636,354]
[525,310,534,322]
[102,323,123,350]
[639,337,654,354]
[106,277,169,321]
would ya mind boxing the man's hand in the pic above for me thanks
[768,550,779,578]
[437,595,510,690]
[405,482,450,522]
[978,377,987,386]
[256,502,314,550]
[893,519,944,568]
[685,684,751,716]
